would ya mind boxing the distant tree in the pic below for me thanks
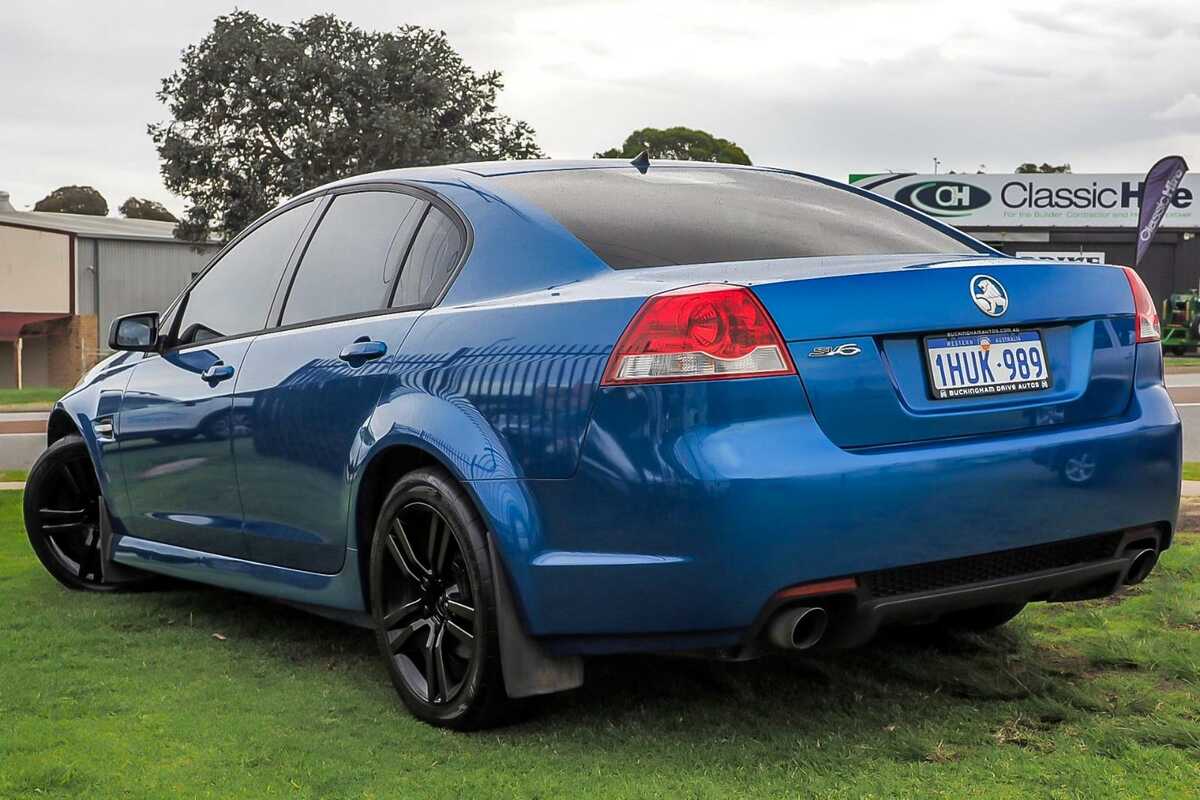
[150,11,544,242]
[1015,162,1072,173]
[119,197,178,222]
[596,126,751,165]
[33,186,108,216]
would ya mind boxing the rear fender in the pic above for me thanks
[354,390,548,621]
[355,393,581,696]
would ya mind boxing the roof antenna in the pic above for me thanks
[630,150,650,174]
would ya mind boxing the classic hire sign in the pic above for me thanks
[849,173,1199,228]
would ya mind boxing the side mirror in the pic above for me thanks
[109,312,160,352]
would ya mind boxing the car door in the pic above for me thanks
[233,187,465,573]
[112,199,318,557]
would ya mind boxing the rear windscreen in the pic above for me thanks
[490,167,981,268]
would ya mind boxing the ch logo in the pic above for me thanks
[808,343,862,358]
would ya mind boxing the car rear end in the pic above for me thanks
[486,165,1181,656]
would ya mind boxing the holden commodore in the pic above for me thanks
[25,159,1181,729]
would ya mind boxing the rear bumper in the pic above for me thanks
[745,525,1163,653]
[475,363,1180,652]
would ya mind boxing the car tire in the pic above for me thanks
[369,466,512,730]
[940,602,1026,632]
[24,435,124,592]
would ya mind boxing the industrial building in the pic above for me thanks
[851,172,1200,306]
[0,190,219,388]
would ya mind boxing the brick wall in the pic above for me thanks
[44,314,98,388]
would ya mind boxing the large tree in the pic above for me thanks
[1015,162,1072,173]
[151,12,544,241]
[596,126,751,165]
[119,197,178,222]
[33,186,108,216]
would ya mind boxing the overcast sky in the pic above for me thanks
[3,0,1199,215]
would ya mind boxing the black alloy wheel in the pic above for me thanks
[24,435,116,591]
[370,467,509,729]
[381,501,477,703]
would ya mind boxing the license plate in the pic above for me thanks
[925,329,1050,400]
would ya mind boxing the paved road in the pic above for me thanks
[0,434,45,471]
[1169,374,1200,461]
[0,412,49,471]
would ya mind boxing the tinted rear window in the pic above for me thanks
[491,168,979,268]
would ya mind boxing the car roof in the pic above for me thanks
[298,158,791,198]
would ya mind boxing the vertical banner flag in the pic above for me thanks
[1136,155,1189,266]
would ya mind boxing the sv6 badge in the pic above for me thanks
[808,343,862,358]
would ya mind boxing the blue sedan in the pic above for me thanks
[24,159,1180,728]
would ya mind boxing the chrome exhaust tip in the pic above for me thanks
[1124,548,1158,586]
[767,606,829,651]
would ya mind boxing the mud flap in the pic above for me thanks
[98,497,153,585]
[487,537,583,699]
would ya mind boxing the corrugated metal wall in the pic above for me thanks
[76,237,219,353]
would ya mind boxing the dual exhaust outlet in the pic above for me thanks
[766,606,829,651]
[1124,548,1158,586]
[766,546,1158,652]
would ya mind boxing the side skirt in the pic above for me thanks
[98,497,155,585]
[112,533,367,612]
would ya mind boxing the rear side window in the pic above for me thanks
[282,191,425,326]
[176,200,315,344]
[391,207,465,308]
[490,168,980,268]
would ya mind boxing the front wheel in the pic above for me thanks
[369,467,512,729]
[24,435,118,591]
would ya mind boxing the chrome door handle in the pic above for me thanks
[339,339,387,363]
[201,363,235,384]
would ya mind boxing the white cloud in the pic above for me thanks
[1,0,1198,214]
[1155,93,1200,121]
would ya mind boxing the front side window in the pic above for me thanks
[281,191,426,326]
[391,207,465,308]
[176,201,315,344]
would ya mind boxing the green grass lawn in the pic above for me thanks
[1165,355,1200,374]
[0,470,27,483]
[1185,463,1200,482]
[0,386,65,412]
[0,490,1197,798]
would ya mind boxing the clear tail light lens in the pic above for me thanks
[601,284,795,385]
[1121,267,1161,343]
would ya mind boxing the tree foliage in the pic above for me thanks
[33,186,108,216]
[596,126,751,165]
[1015,162,1072,173]
[119,197,178,222]
[150,11,544,241]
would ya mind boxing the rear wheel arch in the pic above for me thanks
[356,446,583,714]
[354,443,464,608]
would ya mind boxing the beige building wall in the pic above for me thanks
[0,225,71,313]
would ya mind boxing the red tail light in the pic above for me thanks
[1122,267,1161,343]
[601,284,795,385]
